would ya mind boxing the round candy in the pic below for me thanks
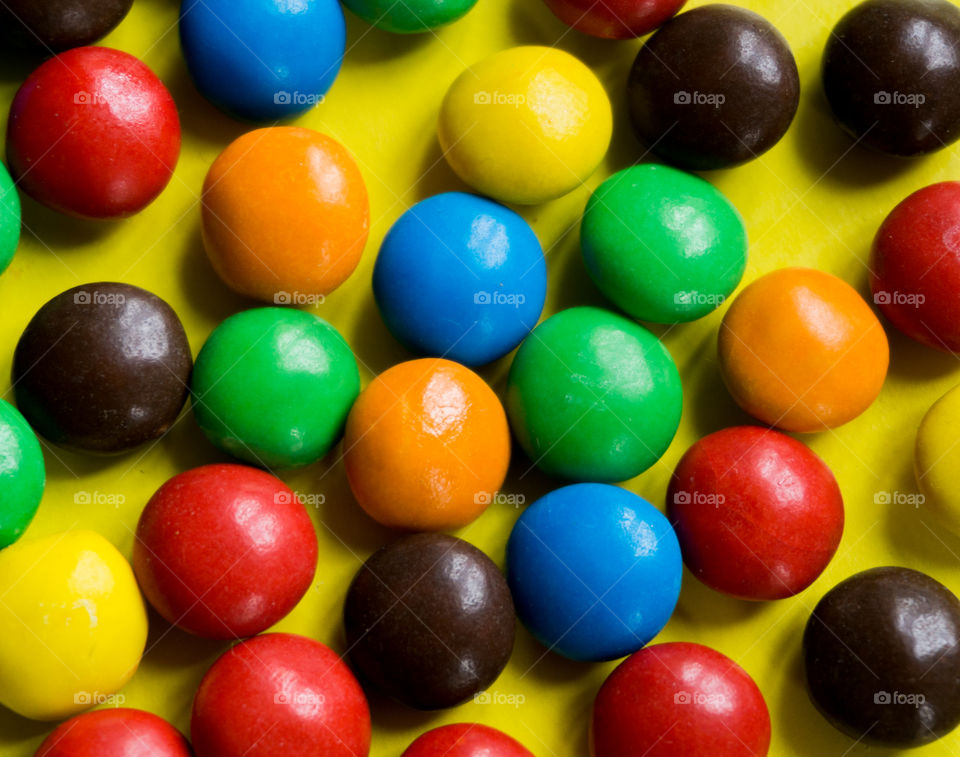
[592,642,771,757]
[804,567,960,746]
[345,534,514,709]
[917,384,960,534]
[822,0,960,156]
[718,268,889,432]
[192,633,371,757]
[0,400,45,550]
[439,46,612,205]
[202,127,369,302]
[403,724,534,757]
[627,5,799,171]
[668,426,844,600]
[0,0,133,51]
[133,464,318,639]
[871,182,960,351]
[507,307,682,482]
[6,47,180,219]
[180,0,345,121]
[35,709,191,757]
[373,192,547,365]
[0,530,147,721]
[343,358,510,531]
[507,483,681,662]
[14,283,192,454]
[542,0,686,39]
[581,164,747,323]
[0,161,21,275]
[343,0,477,32]
[191,308,359,469]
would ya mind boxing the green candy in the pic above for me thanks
[506,307,682,483]
[0,400,45,549]
[191,308,360,469]
[342,0,478,33]
[581,164,747,323]
[0,162,21,275]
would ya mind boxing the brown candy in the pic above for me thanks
[0,0,133,52]
[13,282,192,455]
[344,533,515,710]
[627,4,800,171]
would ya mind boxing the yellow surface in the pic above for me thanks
[2,0,960,754]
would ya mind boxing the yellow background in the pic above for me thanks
[1,0,960,754]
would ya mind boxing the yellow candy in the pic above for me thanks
[438,46,612,205]
[916,384,960,535]
[0,530,147,720]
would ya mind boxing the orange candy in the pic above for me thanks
[343,358,510,531]
[718,267,889,432]
[202,126,369,303]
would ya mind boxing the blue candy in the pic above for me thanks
[507,483,682,662]
[373,192,547,366]
[179,0,345,122]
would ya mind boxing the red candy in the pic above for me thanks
[6,46,180,219]
[191,633,371,757]
[871,181,960,352]
[35,708,191,757]
[133,464,318,639]
[592,642,771,757]
[668,426,843,600]
[403,724,534,757]
[543,0,686,38]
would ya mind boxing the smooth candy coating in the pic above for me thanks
[191,308,359,469]
[192,633,371,757]
[507,483,681,662]
[871,182,960,351]
[592,642,771,757]
[804,567,960,746]
[668,426,844,600]
[581,164,747,323]
[0,162,21,275]
[0,0,133,51]
[627,5,799,171]
[402,724,534,756]
[35,709,191,757]
[507,307,682,482]
[374,192,547,365]
[344,533,515,709]
[917,384,960,534]
[439,46,612,205]
[343,358,510,531]
[202,127,369,302]
[718,268,889,432]
[0,531,147,721]
[822,0,960,156]
[133,464,318,639]
[14,282,192,454]
[542,0,686,39]
[179,0,345,121]
[0,400,45,549]
[343,0,478,32]
[6,47,180,219]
